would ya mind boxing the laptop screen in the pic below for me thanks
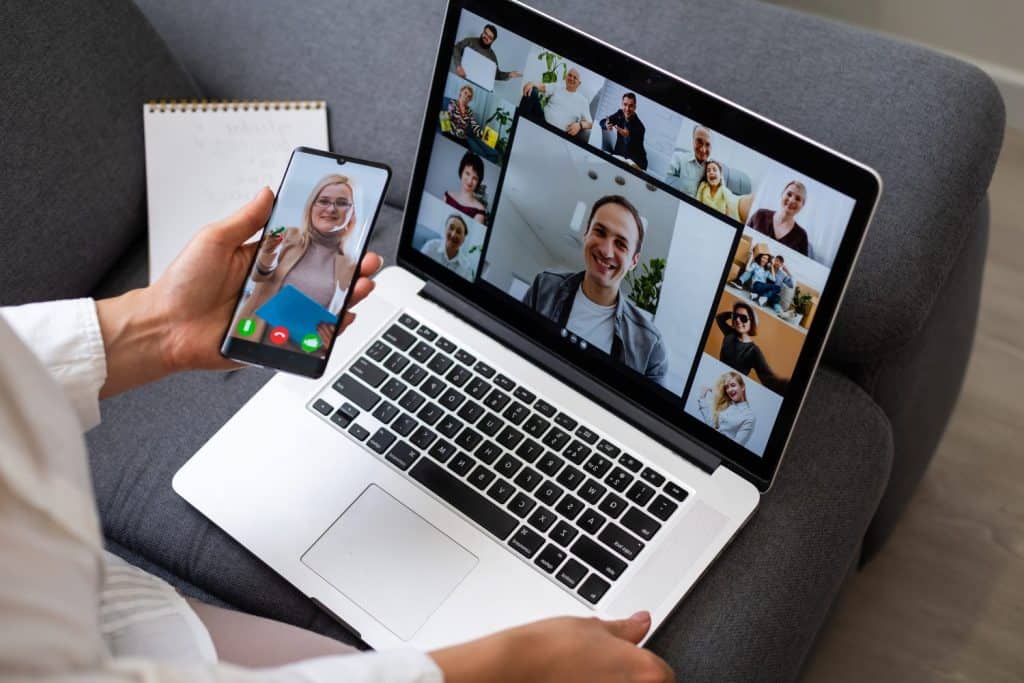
[399,0,879,488]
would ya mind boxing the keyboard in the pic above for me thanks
[308,313,690,607]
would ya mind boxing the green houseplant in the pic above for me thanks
[484,105,513,154]
[625,257,666,316]
[537,50,567,84]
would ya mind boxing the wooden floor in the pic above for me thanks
[802,129,1024,681]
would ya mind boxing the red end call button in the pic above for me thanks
[269,327,289,345]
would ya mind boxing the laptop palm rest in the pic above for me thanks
[301,485,478,641]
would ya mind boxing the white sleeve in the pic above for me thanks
[1,298,106,431]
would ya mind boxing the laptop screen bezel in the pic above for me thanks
[396,0,880,491]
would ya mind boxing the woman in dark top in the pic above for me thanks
[747,180,810,255]
[443,151,487,224]
[716,301,788,394]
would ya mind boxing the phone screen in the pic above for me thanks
[221,147,391,377]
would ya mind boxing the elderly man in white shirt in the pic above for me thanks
[0,188,673,683]
[522,67,593,142]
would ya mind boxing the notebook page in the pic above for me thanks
[143,101,328,282]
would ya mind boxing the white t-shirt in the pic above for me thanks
[543,84,591,132]
[420,238,475,280]
[566,286,616,353]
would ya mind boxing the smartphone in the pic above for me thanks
[221,147,391,378]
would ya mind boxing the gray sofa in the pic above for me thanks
[1,0,1004,680]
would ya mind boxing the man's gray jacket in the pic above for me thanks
[521,270,669,385]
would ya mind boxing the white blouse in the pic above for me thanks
[0,299,444,682]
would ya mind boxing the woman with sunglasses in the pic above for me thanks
[233,174,359,352]
[715,301,788,393]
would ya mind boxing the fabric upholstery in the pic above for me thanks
[0,0,200,306]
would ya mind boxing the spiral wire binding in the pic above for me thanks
[145,100,326,113]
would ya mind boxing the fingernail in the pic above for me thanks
[630,611,650,622]
[376,256,385,273]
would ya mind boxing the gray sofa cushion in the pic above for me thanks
[0,0,200,305]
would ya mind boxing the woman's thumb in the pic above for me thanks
[602,611,651,644]
[208,187,274,245]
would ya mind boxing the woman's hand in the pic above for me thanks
[430,612,674,683]
[700,385,712,398]
[257,231,285,270]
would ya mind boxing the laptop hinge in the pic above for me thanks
[420,282,722,474]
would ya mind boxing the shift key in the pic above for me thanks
[332,374,380,411]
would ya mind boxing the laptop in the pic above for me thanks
[174,0,881,652]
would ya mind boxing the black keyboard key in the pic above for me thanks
[410,426,437,450]
[664,482,689,502]
[409,459,518,540]
[439,388,466,411]
[383,352,410,374]
[522,414,551,438]
[436,337,457,353]
[554,412,578,431]
[556,466,584,491]
[475,440,502,465]
[446,365,472,387]
[598,493,627,519]
[429,439,457,463]
[648,494,679,521]
[401,364,428,386]
[528,507,557,532]
[332,374,380,410]
[366,340,392,361]
[537,452,565,476]
[455,428,483,451]
[457,400,485,424]
[383,324,416,350]
[478,413,505,436]
[312,399,333,416]
[487,479,516,504]
[417,402,443,426]
[386,441,419,470]
[575,425,598,444]
[640,467,666,487]
[578,479,607,505]
[555,494,584,520]
[494,374,516,391]
[513,467,542,492]
[563,440,591,465]
[534,399,557,418]
[416,325,437,341]
[330,410,352,428]
[571,535,627,580]
[537,481,563,506]
[584,454,612,478]
[542,427,570,451]
[455,349,476,366]
[465,376,490,400]
[474,361,495,378]
[469,465,496,490]
[509,526,544,558]
[421,376,446,398]
[367,428,396,454]
[578,574,611,604]
[496,425,524,450]
[535,544,567,574]
[339,403,360,420]
[398,390,425,412]
[410,341,435,363]
[599,523,645,560]
[392,414,418,437]
[513,386,536,404]
[448,452,475,476]
[372,401,399,424]
[550,521,579,548]
[596,439,621,458]
[381,377,407,400]
[618,453,642,472]
[436,415,464,438]
[577,509,606,535]
[605,467,634,492]
[427,354,454,375]
[496,454,523,479]
[502,401,529,425]
[508,492,536,518]
[348,423,370,441]
[351,357,388,388]
[556,558,587,588]
[515,438,544,463]
[398,313,418,329]
[626,481,656,506]
[620,507,661,541]
[483,388,511,411]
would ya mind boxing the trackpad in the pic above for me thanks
[302,485,478,640]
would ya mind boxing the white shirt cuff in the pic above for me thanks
[284,648,444,683]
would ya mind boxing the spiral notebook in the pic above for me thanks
[143,100,329,282]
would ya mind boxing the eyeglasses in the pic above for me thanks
[314,198,353,211]
[733,313,750,324]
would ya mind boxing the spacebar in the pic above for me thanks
[409,459,518,540]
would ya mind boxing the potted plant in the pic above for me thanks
[484,105,513,154]
[537,50,567,85]
[625,258,666,316]
[792,288,814,327]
